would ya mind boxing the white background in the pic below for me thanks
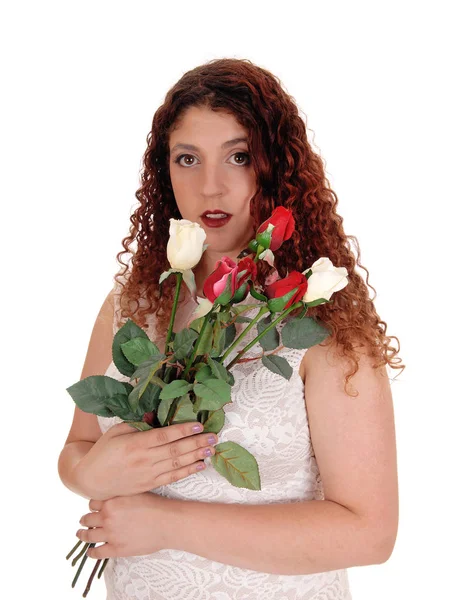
[1,1,457,598]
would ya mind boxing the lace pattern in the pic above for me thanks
[96,281,352,599]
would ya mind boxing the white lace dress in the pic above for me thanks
[97,284,352,600]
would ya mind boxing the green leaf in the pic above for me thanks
[189,316,205,333]
[130,354,165,381]
[208,357,233,385]
[169,394,198,424]
[193,395,206,413]
[120,337,161,367]
[125,421,153,431]
[211,441,261,490]
[138,382,162,414]
[66,376,128,417]
[281,316,331,349]
[120,381,134,395]
[210,320,226,357]
[223,323,236,349]
[195,365,213,382]
[159,379,193,400]
[231,303,259,316]
[203,409,225,434]
[194,318,213,356]
[261,354,293,380]
[128,355,165,411]
[216,310,232,324]
[173,328,199,360]
[256,315,280,351]
[157,397,175,426]
[193,379,232,411]
[234,315,252,323]
[105,394,141,421]
[113,319,151,377]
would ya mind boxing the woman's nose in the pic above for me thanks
[200,163,226,197]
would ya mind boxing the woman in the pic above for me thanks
[58,57,402,599]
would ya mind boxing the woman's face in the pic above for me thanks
[168,106,257,256]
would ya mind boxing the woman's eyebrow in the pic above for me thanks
[171,137,248,152]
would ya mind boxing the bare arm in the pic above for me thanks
[58,285,222,501]
[161,343,399,574]
[58,286,115,498]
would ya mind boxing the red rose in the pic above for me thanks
[256,207,295,251]
[203,257,238,303]
[231,256,258,303]
[265,271,308,310]
[236,256,257,286]
[204,256,258,305]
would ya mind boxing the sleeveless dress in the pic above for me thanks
[97,280,352,600]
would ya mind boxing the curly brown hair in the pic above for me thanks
[113,57,404,396]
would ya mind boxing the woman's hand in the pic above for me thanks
[76,493,171,559]
[73,421,218,500]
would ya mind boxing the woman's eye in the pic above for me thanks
[174,154,196,167]
[230,152,251,166]
[173,152,251,168]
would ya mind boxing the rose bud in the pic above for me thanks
[142,411,156,427]
[166,219,207,271]
[255,207,295,252]
[265,271,308,312]
[203,257,239,304]
[231,256,258,303]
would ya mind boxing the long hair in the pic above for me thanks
[114,57,405,396]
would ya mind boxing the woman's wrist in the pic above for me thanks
[153,494,186,551]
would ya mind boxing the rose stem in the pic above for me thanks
[82,559,101,597]
[226,302,303,369]
[220,306,269,362]
[72,542,90,567]
[97,558,108,579]
[183,311,213,379]
[66,539,83,560]
[97,558,109,579]
[71,543,95,588]
[164,272,183,351]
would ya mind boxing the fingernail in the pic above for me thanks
[192,424,203,433]
[207,435,217,445]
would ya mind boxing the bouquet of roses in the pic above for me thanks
[64,206,349,595]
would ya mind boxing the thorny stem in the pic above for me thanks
[235,345,285,363]
[165,272,183,351]
[220,306,269,363]
[226,302,303,369]
[183,311,213,379]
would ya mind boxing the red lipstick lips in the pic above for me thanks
[200,209,232,228]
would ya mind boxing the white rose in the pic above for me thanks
[302,257,349,303]
[166,219,207,271]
